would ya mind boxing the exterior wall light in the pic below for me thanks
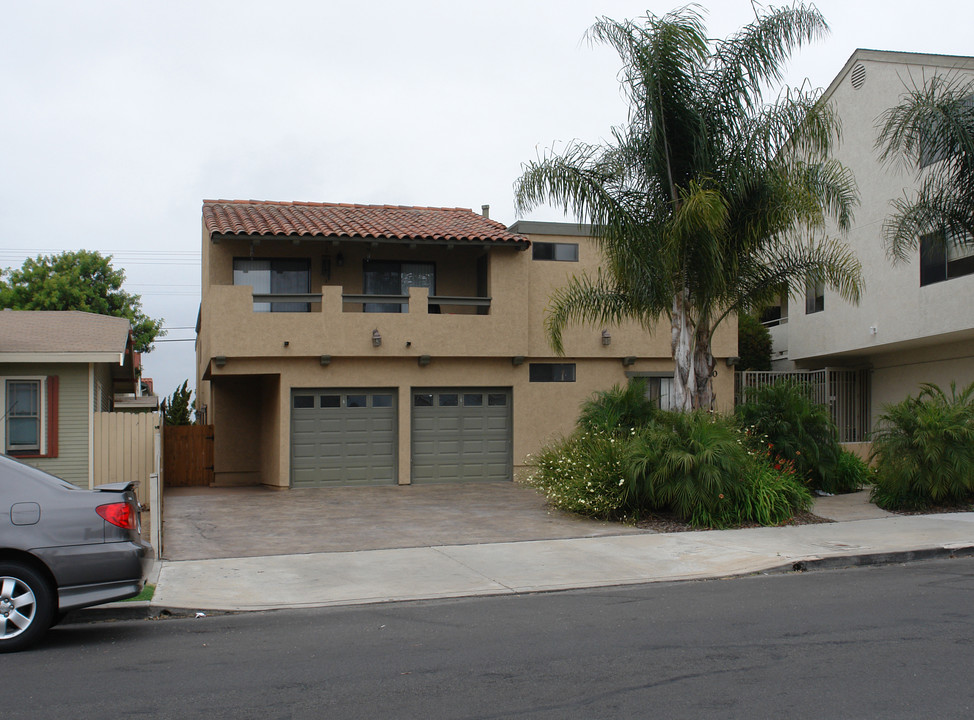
[601,330,611,346]
[214,356,227,368]
[512,356,525,366]
[372,329,382,347]
[622,356,637,367]
[320,355,331,366]
[418,354,431,367]
[725,356,740,367]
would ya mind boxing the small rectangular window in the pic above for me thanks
[372,394,393,408]
[346,395,367,408]
[293,395,315,409]
[413,393,434,407]
[463,394,483,407]
[805,280,824,314]
[487,393,508,406]
[529,364,576,382]
[532,242,578,262]
[921,231,974,286]
[438,394,459,407]
[6,380,40,451]
[320,395,340,408]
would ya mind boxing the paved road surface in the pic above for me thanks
[8,558,974,719]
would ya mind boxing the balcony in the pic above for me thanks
[201,284,529,360]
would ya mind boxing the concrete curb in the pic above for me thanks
[64,544,974,624]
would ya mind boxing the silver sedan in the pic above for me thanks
[1,454,149,652]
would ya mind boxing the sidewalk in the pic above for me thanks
[76,493,974,619]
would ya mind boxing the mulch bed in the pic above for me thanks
[632,509,834,534]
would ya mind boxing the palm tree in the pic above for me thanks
[876,73,974,262]
[514,5,862,411]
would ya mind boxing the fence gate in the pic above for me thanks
[735,368,870,443]
[163,424,214,487]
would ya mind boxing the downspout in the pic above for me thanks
[88,363,95,489]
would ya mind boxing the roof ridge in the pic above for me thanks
[202,199,475,213]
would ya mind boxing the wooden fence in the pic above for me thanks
[163,424,214,487]
[93,412,159,493]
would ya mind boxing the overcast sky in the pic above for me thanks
[2,0,973,400]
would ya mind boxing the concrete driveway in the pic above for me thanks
[161,482,649,561]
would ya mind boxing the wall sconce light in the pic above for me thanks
[372,329,382,347]
[320,355,331,366]
[336,252,345,267]
[418,354,431,367]
[283,341,289,347]
[725,356,740,367]
[512,355,525,366]
[214,356,227,368]
[622,356,637,367]
[601,330,611,346]
[869,326,877,335]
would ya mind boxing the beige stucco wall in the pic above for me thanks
[198,222,738,488]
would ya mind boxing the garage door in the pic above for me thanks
[411,388,512,483]
[291,389,397,487]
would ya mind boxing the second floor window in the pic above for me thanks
[233,258,310,312]
[532,242,579,262]
[363,261,435,313]
[920,232,974,286]
[805,279,824,314]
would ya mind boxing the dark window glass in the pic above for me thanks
[438,393,459,407]
[463,393,483,407]
[920,232,974,286]
[413,393,434,407]
[233,258,310,312]
[346,395,367,408]
[805,280,824,314]
[372,394,393,408]
[487,393,508,406]
[294,395,314,409]
[363,260,435,313]
[532,242,578,262]
[529,364,576,382]
[6,380,40,451]
[320,395,340,408]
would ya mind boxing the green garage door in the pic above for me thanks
[411,387,512,483]
[291,389,397,487]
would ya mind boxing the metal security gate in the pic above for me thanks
[290,389,397,487]
[411,387,512,483]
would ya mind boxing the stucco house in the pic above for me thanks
[0,310,140,488]
[195,200,736,488]
[765,49,974,435]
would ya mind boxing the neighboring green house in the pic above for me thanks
[0,310,139,488]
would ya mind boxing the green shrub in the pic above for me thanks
[870,382,974,510]
[737,313,772,371]
[528,430,628,518]
[578,379,657,433]
[735,380,851,492]
[709,455,813,528]
[624,412,750,526]
[829,450,870,493]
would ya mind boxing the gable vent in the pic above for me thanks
[850,63,866,89]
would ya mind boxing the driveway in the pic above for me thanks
[161,482,649,561]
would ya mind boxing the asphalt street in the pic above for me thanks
[7,557,974,719]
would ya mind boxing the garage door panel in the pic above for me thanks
[291,389,397,487]
[411,387,511,483]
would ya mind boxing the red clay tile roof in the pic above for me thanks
[202,200,529,246]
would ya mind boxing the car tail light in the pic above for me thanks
[97,502,136,530]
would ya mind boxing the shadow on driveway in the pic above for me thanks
[162,482,650,560]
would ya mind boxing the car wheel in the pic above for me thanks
[0,562,55,653]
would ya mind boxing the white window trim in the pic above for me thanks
[1,375,48,455]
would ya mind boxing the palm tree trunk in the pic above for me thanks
[692,323,716,410]
[670,293,696,411]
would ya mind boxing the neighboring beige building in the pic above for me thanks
[767,50,974,430]
[195,201,736,488]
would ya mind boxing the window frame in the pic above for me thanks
[2,375,58,458]
[528,363,576,383]
[920,231,974,286]
[233,257,312,312]
[531,242,579,262]
[363,259,436,313]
